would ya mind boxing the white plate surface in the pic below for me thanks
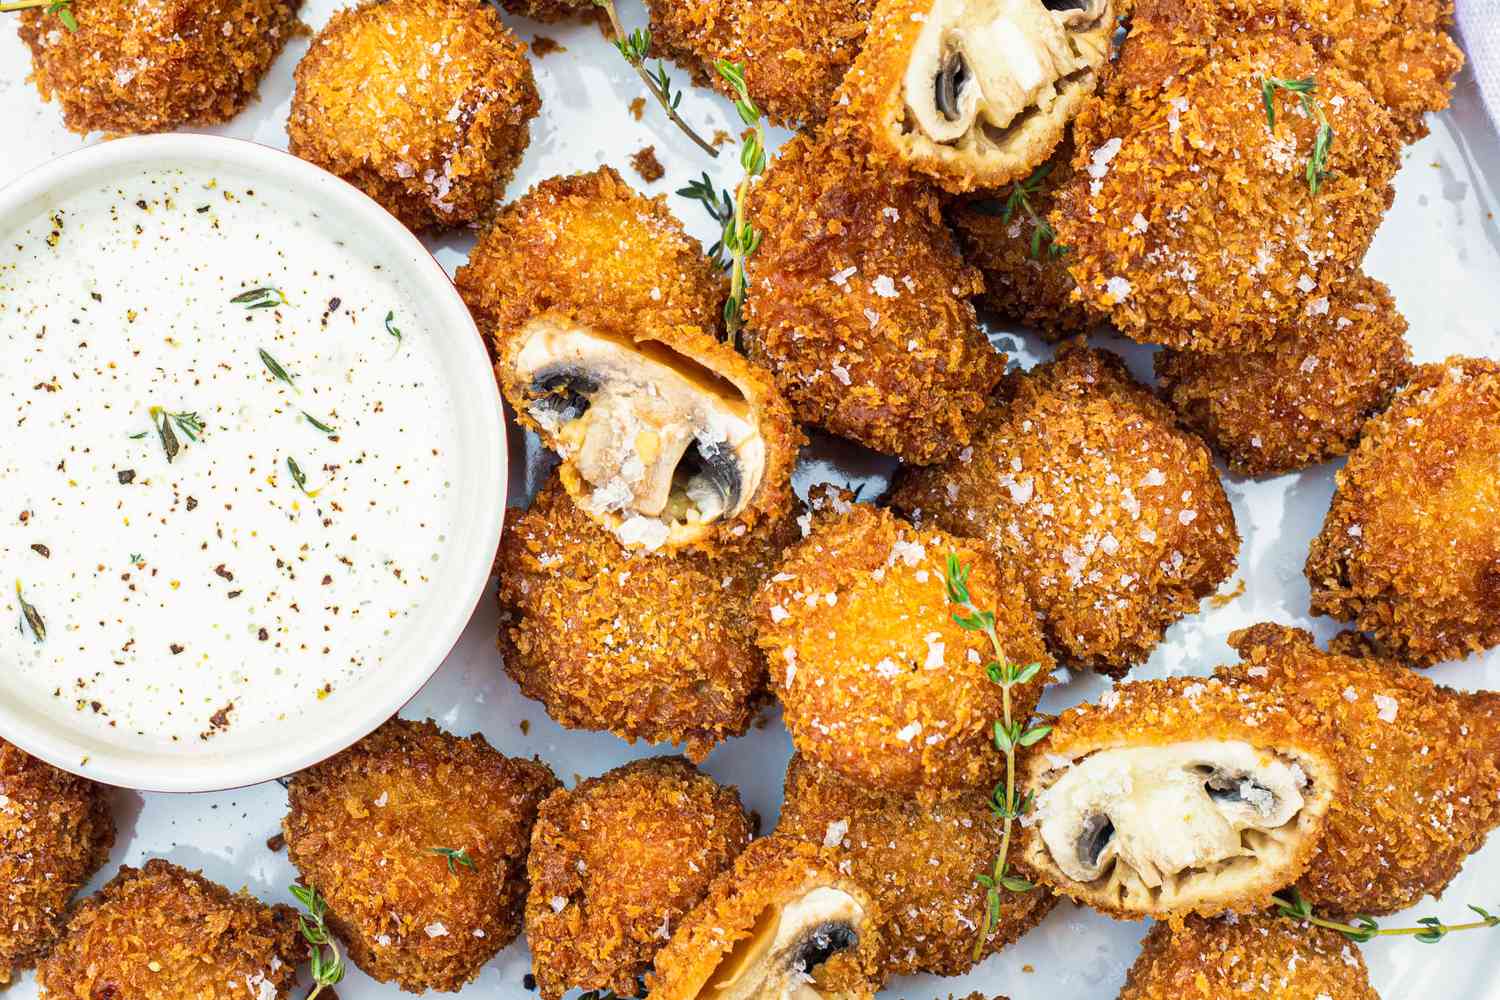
[3,4,1500,998]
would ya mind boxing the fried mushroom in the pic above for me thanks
[1222,623,1500,915]
[1021,677,1340,920]
[525,757,755,1000]
[752,498,1052,799]
[777,753,1055,976]
[18,0,300,135]
[36,859,305,1000]
[1305,357,1500,665]
[743,129,1004,464]
[0,740,115,985]
[1155,275,1412,478]
[287,0,540,231]
[893,343,1239,676]
[458,167,799,551]
[835,0,1114,193]
[1118,912,1379,1000]
[647,836,886,1000]
[283,717,560,993]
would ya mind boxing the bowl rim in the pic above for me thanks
[0,133,506,793]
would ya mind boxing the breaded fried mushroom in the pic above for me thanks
[1156,275,1412,477]
[1222,623,1500,915]
[744,129,1004,464]
[752,498,1052,799]
[893,343,1239,676]
[645,0,873,127]
[525,757,754,1000]
[1305,357,1500,665]
[1051,9,1401,350]
[647,836,886,1000]
[288,0,539,231]
[36,859,305,1000]
[283,717,560,993]
[497,476,799,759]
[18,0,300,135]
[0,740,114,985]
[777,753,1055,976]
[458,167,799,552]
[1118,913,1379,1000]
[1021,677,1340,921]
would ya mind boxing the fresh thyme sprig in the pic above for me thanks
[677,171,735,268]
[430,847,475,874]
[134,406,204,463]
[290,883,346,1000]
[15,581,45,643]
[1002,163,1068,260]
[1260,76,1334,195]
[259,348,298,391]
[1274,889,1500,944]
[592,0,718,157]
[0,0,75,32]
[941,552,1050,961]
[714,60,767,340]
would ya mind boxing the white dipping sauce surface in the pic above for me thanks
[0,166,460,750]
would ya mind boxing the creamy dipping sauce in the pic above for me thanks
[0,167,458,747]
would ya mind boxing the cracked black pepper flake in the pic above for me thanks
[30,543,50,558]
[117,469,135,484]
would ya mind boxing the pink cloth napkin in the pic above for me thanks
[1457,0,1500,128]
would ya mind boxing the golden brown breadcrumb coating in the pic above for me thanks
[647,836,887,1000]
[752,498,1053,799]
[744,129,1004,465]
[283,717,559,993]
[1155,275,1412,477]
[777,753,1055,976]
[0,740,114,985]
[18,0,300,135]
[1222,623,1500,915]
[288,0,538,231]
[525,757,754,1000]
[1051,7,1401,351]
[893,343,1239,676]
[1020,676,1340,921]
[37,859,306,1000]
[493,0,597,22]
[1305,357,1500,665]
[1118,913,1379,1000]
[497,476,800,760]
[948,144,1096,339]
[645,0,873,127]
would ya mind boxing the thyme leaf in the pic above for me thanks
[430,847,475,874]
[302,411,337,435]
[15,581,45,643]
[383,311,403,348]
[286,456,317,497]
[259,348,297,391]
[1001,163,1067,260]
[1273,889,1500,944]
[1260,75,1335,195]
[232,286,287,310]
[0,0,75,31]
[677,172,735,268]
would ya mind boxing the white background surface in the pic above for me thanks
[3,3,1500,998]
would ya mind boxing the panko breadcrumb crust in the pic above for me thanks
[1118,913,1380,1000]
[777,753,1055,976]
[646,836,887,1000]
[19,0,300,136]
[36,859,306,1000]
[893,343,1239,677]
[288,0,539,231]
[524,757,754,1000]
[0,740,115,986]
[1155,274,1412,477]
[1222,623,1500,915]
[493,0,598,23]
[1051,3,1401,351]
[744,129,1004,465]
[752,498,1053,800]
[1020,676,1340,921]
[283,717,560,993]
[1305,357,1500,665]
[645,0,873,127]
[496,476,801,759]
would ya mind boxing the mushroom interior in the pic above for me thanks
[513,316,766,549]
[692,887,865,1000]
[900,0,1110,151]
[1034,741,1312,891]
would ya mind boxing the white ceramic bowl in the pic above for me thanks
[0,135,506,793]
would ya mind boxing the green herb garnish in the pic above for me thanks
[290,884,346,1000]
[143,406,203,463]
[15,581,45,643]
[286,456,317,497]
[232,286,287,310]
[302,411,337,435]
[1260,75,1335,195]
[0,0,76,31]
[593,0,718,156]
[714,59,767,341]
[259,348,297,390]
[678,171,735,269]
[383,311,402,348]
[1274,889,1500,944]
[430,847,475,874]
[1002,162,1068,260]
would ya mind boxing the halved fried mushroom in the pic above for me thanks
[838,0,1113,192]
[501,312,798,551]
[649,838,885,1000]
